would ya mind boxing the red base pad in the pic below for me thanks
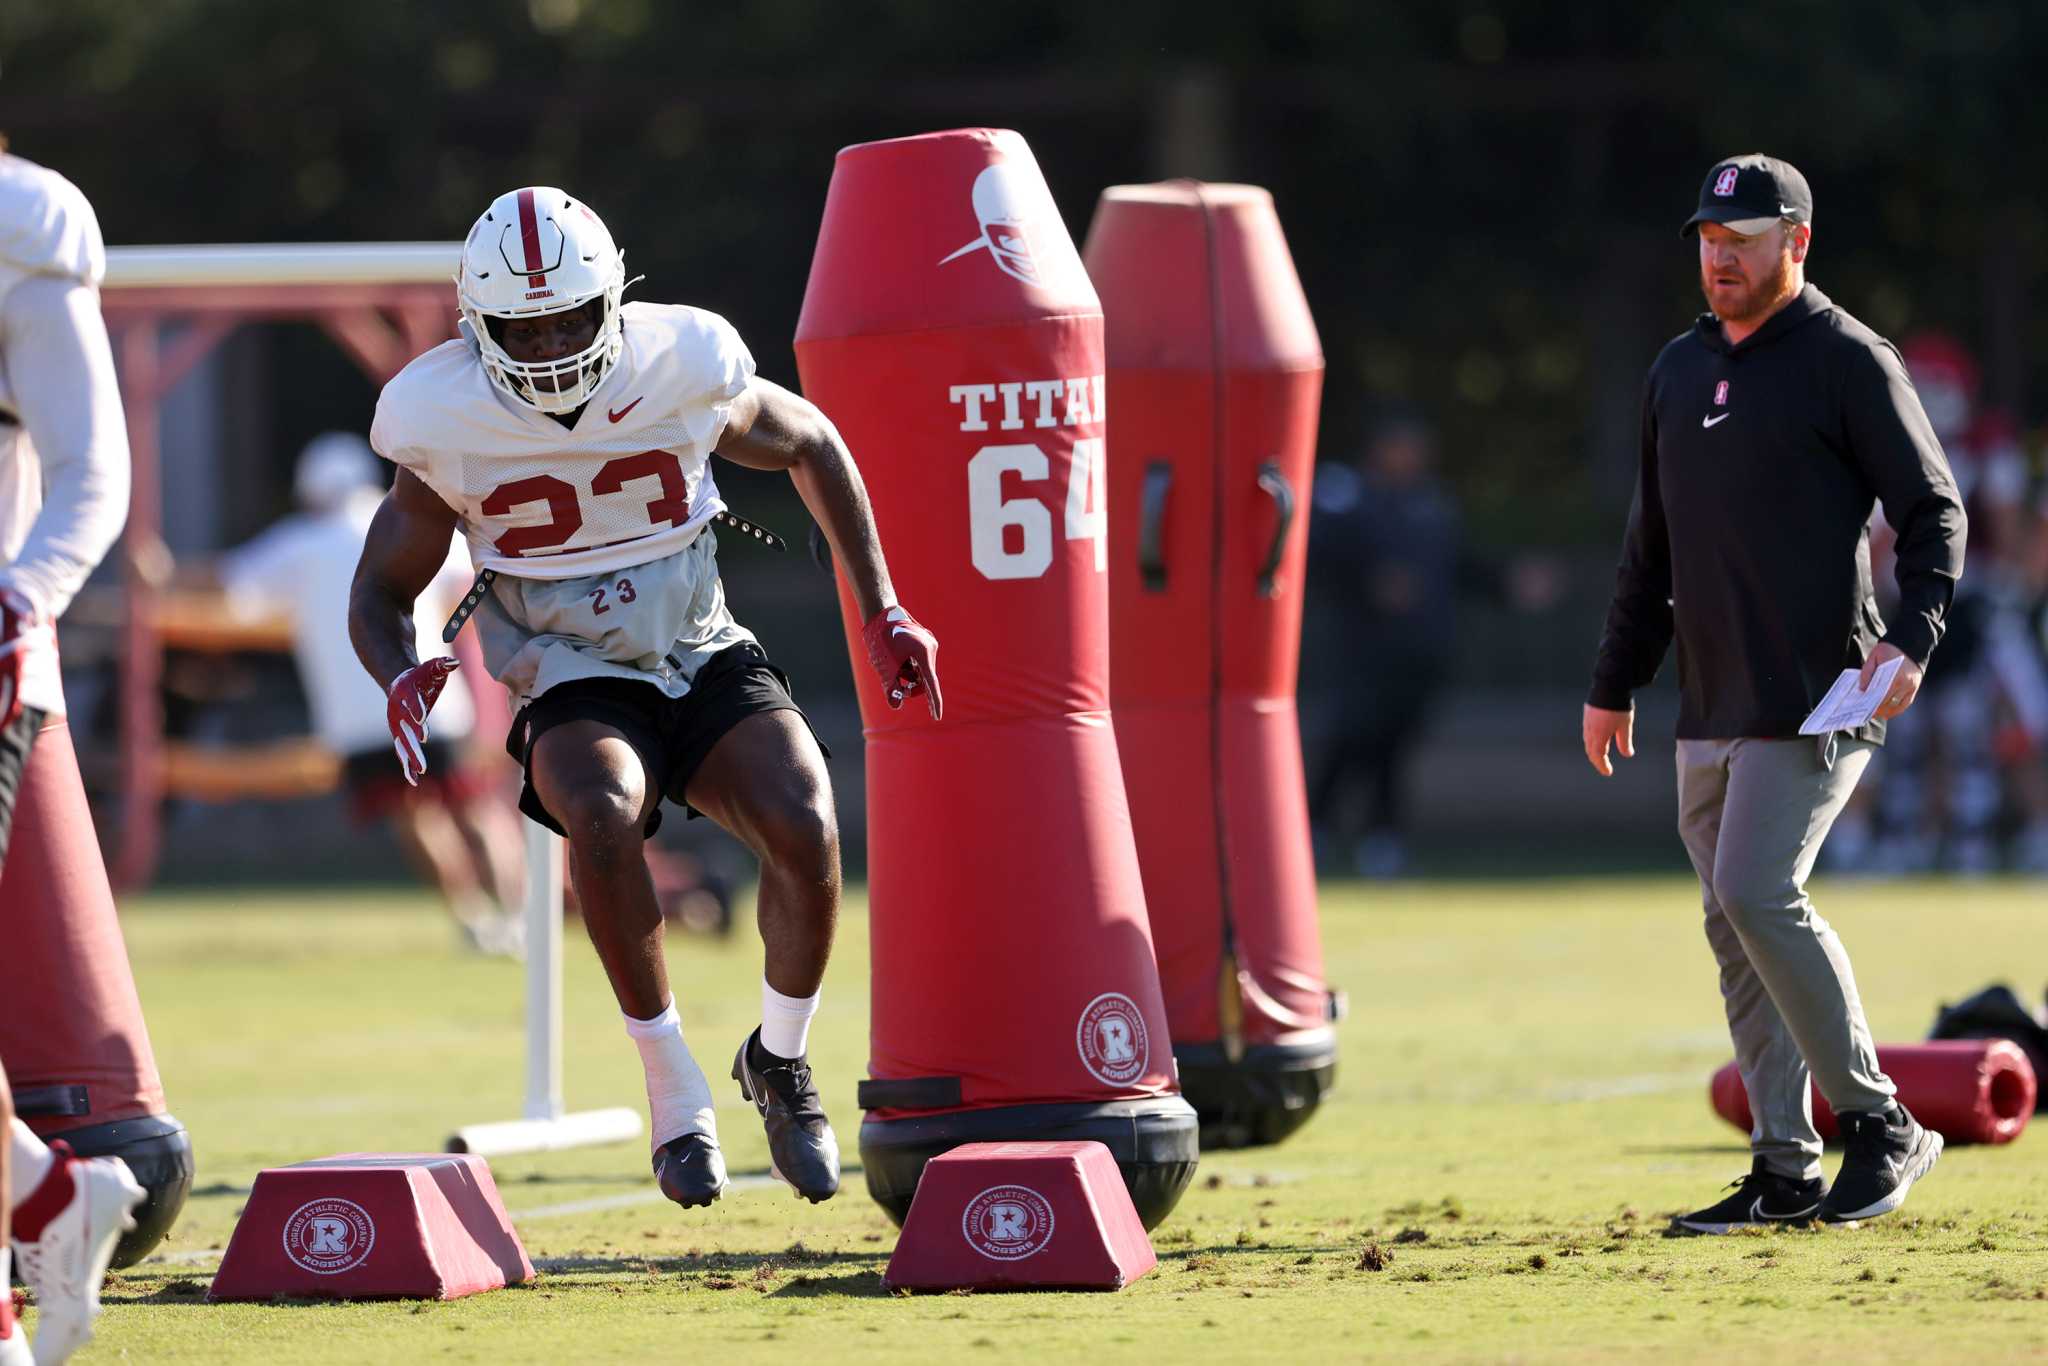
[209,1153,533,1301]
[884,1141,1156,1291]
[1709,1039,2036,1145]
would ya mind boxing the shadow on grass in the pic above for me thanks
[1619,1143,1753,1157]
[537,1248,888,1277]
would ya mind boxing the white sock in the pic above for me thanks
[760,979,821,1060]
[622,1000,716,1154]
[9,1117,54,1196]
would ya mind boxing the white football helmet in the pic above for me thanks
[455,186,625,414]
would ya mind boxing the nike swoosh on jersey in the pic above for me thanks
[608,396,645,423]
[1702,412,1731,428]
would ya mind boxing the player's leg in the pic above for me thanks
[1669,740,1827,1234]
[685,708,842,1202]
[528,717,725,1208]
[1710,737,1940,1224]
[385,799,509,954]
[686,709,839,1000]
[531,720,669,1013]
[6,1092,144,1365]
[450,786,528,922]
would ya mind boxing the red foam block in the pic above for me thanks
[209,1153,533,1301]
[884,1141,1156,1291]
[1709,1039,2036,1146]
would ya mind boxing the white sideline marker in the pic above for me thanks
[448,824,642,1156]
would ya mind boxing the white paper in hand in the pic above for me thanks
[1799,656,1905,735]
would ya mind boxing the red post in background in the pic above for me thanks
[1084,182,1339,1149]
[794,129,1197,1229]
[0,719,193,1265]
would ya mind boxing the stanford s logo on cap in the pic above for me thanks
[1713,167,1740,197]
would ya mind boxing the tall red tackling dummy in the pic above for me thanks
[794,129,1197,1229]
[0,719,193,1265]
[1082,183,1338,1148]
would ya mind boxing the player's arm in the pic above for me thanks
[717,377,941,717]
[1584,370,1673,776]
[0,275,130,619]
[349,468,464,781]
[717,377,892,620]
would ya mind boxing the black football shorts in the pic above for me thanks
[508,640,827,838]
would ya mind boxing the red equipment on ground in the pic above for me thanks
[209,1153,532,1301]
[794,128,1197,1230]
[0,718,192,1265]
[1709,1039,2036,1145]
[1081,182,1338,1148]
[884,1141,1156,1292]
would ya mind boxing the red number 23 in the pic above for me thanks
[482,450,690,558]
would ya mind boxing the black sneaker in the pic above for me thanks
[652,1132,728,1208]
[1820,1103,1942,1224]
[1670,1159,1826,1234]
[732,1029,840,1202]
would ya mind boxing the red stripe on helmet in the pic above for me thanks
[516,188,546,284]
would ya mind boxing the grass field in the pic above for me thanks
[38,875,2048,1362]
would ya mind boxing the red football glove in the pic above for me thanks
[386,656,460,785]
[0,586,49,731]
[861,605,942,720]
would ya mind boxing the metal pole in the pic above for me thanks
[113,319,163,891]
[523,822,565,1124]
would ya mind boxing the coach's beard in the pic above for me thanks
[1702,251,1795,327]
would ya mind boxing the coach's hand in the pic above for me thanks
[0,586,51,731]
[1859,642,1923,721]
[862,605,943,720]
[387,655,460,785]
[1582,703,1635,778]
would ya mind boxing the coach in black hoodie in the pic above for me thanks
[1583,155,1965,1235]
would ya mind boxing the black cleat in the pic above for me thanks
[1670,1159,1826,1235]
[652,1132,728,1209]
[732,1029,840,1202]
[1821,1103,1942,1224]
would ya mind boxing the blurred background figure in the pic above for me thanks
[203,432,526,951]
[1830,335,2048,875]
[1305,414,1563,877]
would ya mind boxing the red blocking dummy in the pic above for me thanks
[795,129,1196,1230]
[1709,1040,2036,1146]
[884,1142,1156,1292]
[0,718,193,1265]
[1083,183,1337,1149]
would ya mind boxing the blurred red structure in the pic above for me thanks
[97,244,469,888]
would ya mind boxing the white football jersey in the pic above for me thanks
[371,301,754,580]
[0,152,125,718]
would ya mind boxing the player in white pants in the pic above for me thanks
[0,144,147,1366]
[350,187,940,1211]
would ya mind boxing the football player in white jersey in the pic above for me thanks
[350,186,941,1212]
[0,142,148,1366]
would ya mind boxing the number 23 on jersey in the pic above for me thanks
[481,449,691,558]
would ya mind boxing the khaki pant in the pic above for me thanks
[1676,736,1895,1180]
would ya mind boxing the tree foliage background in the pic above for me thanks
[4,0,2044,586]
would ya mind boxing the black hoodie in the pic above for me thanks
[1588,284,1967,743]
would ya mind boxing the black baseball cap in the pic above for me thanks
[1681,154,1813,237]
